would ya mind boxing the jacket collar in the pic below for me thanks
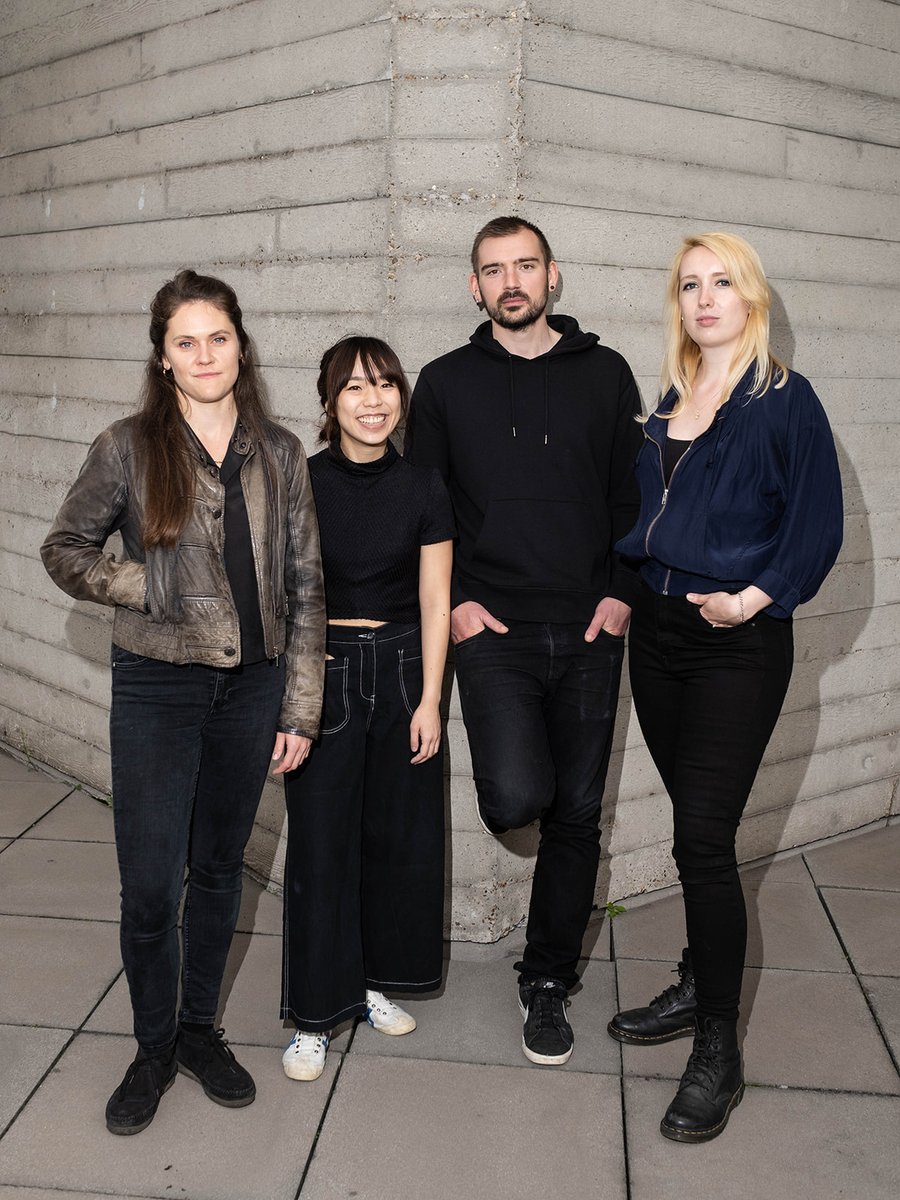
[646,362,759,436]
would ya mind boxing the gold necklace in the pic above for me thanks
[691,399,718,420]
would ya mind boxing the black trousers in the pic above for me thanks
[281,623,445,1032]
[628,585,793,1021]
[110,649,284,1052]
[454,621,625,989]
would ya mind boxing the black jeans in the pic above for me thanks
[628,585,793,1021]
[109,647,284,1053]
[281,623,445,1033]
[454,620,625,990]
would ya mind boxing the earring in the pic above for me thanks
[549,284,555,292]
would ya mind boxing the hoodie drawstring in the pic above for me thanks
[508,355,516,438]
[543,357,550,446]
[506,354,551,445]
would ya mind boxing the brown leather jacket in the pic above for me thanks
[41,416,325,737]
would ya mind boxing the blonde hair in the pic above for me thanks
[659,231,787,418]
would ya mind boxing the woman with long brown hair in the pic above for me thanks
[41,270,325,1134]
[611,233,842,1142]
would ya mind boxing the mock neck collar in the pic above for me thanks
[327,439,398,476]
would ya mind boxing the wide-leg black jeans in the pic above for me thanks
[628,584,794,1021]
[281,623,445,1033]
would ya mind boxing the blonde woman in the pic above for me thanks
[611,233,842,1142]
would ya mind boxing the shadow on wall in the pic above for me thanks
[738,287,874,1025]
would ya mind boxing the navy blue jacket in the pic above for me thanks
[616,366,843,618]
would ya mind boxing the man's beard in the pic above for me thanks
[484,286,549,330]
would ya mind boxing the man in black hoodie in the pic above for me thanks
[405,216,643,1067]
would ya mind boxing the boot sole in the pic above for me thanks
[607,1020,695,1045]
[659,1082,745,1143]
[176,1063,255,1107]
[105,1071,177,1135]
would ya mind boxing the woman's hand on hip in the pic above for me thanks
[270,732,312,775]
[410,702,442,764]
[686,591,744,627]
[688,585,773,628]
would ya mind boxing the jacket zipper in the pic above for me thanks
[642,430,696,596]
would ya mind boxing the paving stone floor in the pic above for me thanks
[1,748,898,1199]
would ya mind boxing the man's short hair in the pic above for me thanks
[470,217,555,274]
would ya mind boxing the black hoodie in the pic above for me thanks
[405,315,643,623]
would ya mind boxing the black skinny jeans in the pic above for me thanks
[628,585,793,1021]
[109,648,284,1052]
[455,620,625,990]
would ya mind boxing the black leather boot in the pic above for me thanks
[660,1015,744,1142]
[607,948,696,1044]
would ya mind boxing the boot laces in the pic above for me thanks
[679,1026,722,1096]
[210,1027,237,1061]
[116,1049,169,1098]
[650,959,692,1010]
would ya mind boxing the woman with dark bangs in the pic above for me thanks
[280,336,454,1082]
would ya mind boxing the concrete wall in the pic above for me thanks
[2,0,898,940]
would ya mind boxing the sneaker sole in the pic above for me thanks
[366,1015,417,1036]
[521,1038,573,1066]
[659,1082,745,1143]
[176,1063,255,1107]
[517,996,573,1066]
[283,1060,326,1082]
[606,1019,695,1045]
[474,798,508,837]
[105,1072,177,1136]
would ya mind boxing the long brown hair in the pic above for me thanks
[137,270,272,547]
[316,336,411,446]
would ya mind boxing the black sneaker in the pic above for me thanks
[105,1045,177,1135]
[176,1026,255,1107]
[518,976,574,1065]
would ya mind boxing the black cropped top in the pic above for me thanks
[308,442,455,622]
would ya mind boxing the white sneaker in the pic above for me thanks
[282,1030,330,1081]
[365,990,417,1036]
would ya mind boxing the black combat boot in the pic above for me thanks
[660,1015,744,1143]
[607,948,696,1044]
